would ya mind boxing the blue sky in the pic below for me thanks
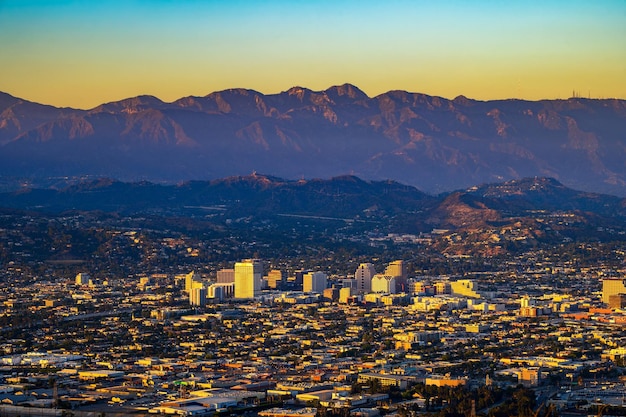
[0,0,624,108]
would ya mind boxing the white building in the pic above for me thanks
[190,287,207,306]
[355,263,376,294]
[234,259,263,299]
[371,274,397,294]
[303,271,328,293]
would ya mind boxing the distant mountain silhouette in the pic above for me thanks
[1,85,625,195]
[0,174,434,218]
[1,175,624,231]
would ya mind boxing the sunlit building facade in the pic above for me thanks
[603,278,626,304]
[235,259,263,299]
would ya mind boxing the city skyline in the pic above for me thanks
[0,0,625,109]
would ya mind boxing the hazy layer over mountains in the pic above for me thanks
[1,84,625,195]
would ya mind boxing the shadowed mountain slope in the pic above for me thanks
[1,85,625,195]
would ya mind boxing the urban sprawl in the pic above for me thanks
[1,253,626,417]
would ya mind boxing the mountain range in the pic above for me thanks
[1,84,625,195]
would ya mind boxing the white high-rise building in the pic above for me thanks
[371,274,397,294]
[355,263,376,294]
[234,259,263,299]
[303,271,328,293]
[190,287,207,306]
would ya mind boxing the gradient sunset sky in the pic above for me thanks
[1,0,624,109]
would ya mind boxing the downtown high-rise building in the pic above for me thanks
[303,271,328,293]
[184,271,201,292]
[385,260,407,292]
[371,274,397,294]
[355,263,376,294]
[216,268,235,284]
[75,272,91,286]
[234,259,263,299]
[189,287,207,306]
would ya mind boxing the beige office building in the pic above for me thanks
[234,259,263,299]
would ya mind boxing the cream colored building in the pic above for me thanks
[385,260,405,279]
[190,287,207,306]
[371,274,397,294]
[235,259,263,299]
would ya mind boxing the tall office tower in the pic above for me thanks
[190,287,207,306]
[184,271,200,292]
[385,260,407,292]
[75,273,90,286]
[303,271,328,293]
[602,278,626,304]
[267,269,287,290]
[234,259,263,299]
[355,263,376,294]
[217,268,235,284]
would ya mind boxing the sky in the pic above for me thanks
[0,0,625,109]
